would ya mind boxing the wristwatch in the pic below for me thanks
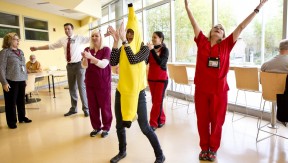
[122,40,128,45]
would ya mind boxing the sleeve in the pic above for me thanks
[35,62,42,72]
[124,45,149,64]
[151,47,169,68]
[0,49,8,85]
[194,31,207,46]
[95,59,109,69]
[79,35,90,44]
[110,48,120,66]
[49,38,63,50]
[261,62,267,72]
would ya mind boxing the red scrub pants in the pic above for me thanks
[194,88,228,152]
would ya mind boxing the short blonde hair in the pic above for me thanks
[2,32,18,49]
[89,29,104,50]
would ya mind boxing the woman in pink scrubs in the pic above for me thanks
[185,0,267,161]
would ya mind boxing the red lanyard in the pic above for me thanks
[12,49,21,57]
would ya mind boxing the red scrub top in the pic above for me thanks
[148,50,168,81]
[194,31,236,94]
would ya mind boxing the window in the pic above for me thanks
[175,0,212,63]
[145,3,171,61]
[24,17,49,41]
[144,0,162,7]
[0,12,20,38]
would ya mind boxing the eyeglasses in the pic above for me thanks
[213,26,224,31]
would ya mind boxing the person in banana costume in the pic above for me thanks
[108,3,165,163]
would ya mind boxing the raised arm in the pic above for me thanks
[185,0,201,38]
[232,0,268,42]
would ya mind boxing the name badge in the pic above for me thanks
[207,57,220,68]
[70,39,76,44]
[22,66,25,72]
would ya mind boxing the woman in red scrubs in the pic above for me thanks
[185,0,267,161]
[147,31,169,131]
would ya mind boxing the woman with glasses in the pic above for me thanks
[81,29,112,138]
[0,32,32,129]
[185,0,267,161]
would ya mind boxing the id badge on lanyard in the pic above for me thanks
[207,57,220,68]
[21,65,25,72]
[207,44,220,68]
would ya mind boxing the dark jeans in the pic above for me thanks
[114,89,163,158]
[3,80,26,126]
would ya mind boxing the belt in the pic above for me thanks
[67,61,81,65]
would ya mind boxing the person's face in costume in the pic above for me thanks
[126,29,134,43]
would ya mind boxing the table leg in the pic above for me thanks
[268,102,278,129]
[52,75,56,98]
[48,76,51,92]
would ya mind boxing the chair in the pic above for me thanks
[232,67,262,122]
[169,65,194,113]
[26,74,40,108]
[256,72,287,142]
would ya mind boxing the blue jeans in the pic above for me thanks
[114,89,163,158]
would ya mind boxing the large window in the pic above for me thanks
[175,0,212,63]
[145,3,171,60]
[24,17,48,41]
[0,12,20,38]
[219,0,283,65]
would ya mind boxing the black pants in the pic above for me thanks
[114,89,163,158]
[3,80,26,126]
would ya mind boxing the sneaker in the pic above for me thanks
[101,130,109,138]
[199,150,209,161]
[110,152,127,163]
[207,150,217,162]
[90,129,101,137]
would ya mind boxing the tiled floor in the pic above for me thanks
[0,87,287,163]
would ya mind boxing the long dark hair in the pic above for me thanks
[154,31,166,47]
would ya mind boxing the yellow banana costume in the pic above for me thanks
[117,4,147,123]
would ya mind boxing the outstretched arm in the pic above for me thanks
[232,0,268,42]
[185,0,201,38]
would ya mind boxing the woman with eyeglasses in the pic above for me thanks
[0,32,32,129]
[185,0,267,161]
[81,29,112,138]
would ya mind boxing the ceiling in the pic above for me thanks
[2,0,114,20]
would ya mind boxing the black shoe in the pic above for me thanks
[84,110,89,117]
[155,155,165,163]
[158,123,165,128]
[110,152,127,163]
[64,111,77,117]
[19,117,32,123]
[90,129,101,137]
[101,130,109,138]
[8,124,17,129]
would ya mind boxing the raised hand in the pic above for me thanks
[81,51,93,59]
[118,22,127,42]
[107,26,119,42]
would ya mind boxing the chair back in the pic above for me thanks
[234,67,259,92]
[260,72,287,102]
[173,65,189,85]
[26,74,36,94]
[167,63,175,80]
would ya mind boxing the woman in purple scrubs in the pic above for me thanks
[81,29,112,138]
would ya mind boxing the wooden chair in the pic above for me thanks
[232,67,262,122]
[169,65,194,113]
[256,72,287,142]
